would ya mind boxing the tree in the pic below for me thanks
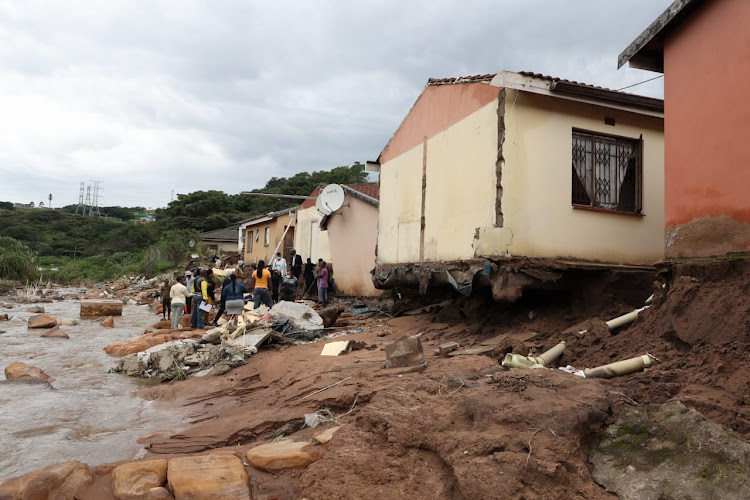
[158,229,199,266]
[0,237,35,280]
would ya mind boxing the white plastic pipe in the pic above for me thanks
[532,341,566,367]
[606,306,650,331]
[583,353,659,379]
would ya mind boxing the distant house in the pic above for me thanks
[619,0,750,259]
[238,208,296,265]
[371,71,665,300]
[295,183,381,296]
[199,227,240,254]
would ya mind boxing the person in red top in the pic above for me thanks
[318,260,329,307]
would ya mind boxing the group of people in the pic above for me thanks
[159,250,334,330]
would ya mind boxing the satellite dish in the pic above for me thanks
[188,240,195,248]
[316,184,345,216]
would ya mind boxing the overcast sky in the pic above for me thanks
[0,0,669,209]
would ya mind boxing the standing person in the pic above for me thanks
[222,273,248,316]
[318,260,329,307]
[303,258,316,298]
[252,260,274,309]
[204,269,217,325]
[169,275,192,329]
[280,269,299,302]
[272,252,287,276]
[160,279,171,321]
[290,250,302,280]
[184,270,195,315]
[210,270,233,326]
[190,269,213,329]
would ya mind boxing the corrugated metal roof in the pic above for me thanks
[200,227,239,242]
[427,74,497,85]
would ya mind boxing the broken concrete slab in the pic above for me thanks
[436,342,459,357]
[591,401,750,500]
[320,341,351,356]
[80,299,123,317]
[384,335,425,369]
[269,301,323,331]
[112,339,246,381]
[246,440,327,472]
[227,331,271,352]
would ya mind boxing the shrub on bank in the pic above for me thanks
[0,237,35,280]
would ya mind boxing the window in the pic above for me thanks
[572,130,642,213]
[264,227,270,246]
[247,231,253,252]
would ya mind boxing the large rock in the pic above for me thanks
[80,299,123,317]
[0,461,92,499]
[4,361,53,382]
[246,439,327,472]
[27,313,57,329]
[167,454,250,500]
[41,326,70,339]
[383,335,425,368]
[111,459,168,500]
[269,301,323,330]
[590,401,750,500]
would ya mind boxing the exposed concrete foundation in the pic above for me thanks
[373,258,654,303]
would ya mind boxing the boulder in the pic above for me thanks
[26,305,45,314]
[41,326,70,339]
[591,401,750,500]
[111,459,168,500]
[0,461,92,499]
[27,313,57,329]
[246,439,327,472]
[4,361,53,382]
[384,335,425,368]
[314,426,341,448]
[167,455,250,500]
[102,316,115,328]
[80,299,123,317]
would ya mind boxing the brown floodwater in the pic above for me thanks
[0,291,186,482]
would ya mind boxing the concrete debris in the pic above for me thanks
[320,340,351,356]
[269,301,323,331]
[383,335,425,369]
[111,339,247,381]
[80,299,123,317]
[435,342,459,357]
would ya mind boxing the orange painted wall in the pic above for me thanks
[664,0,750,228]
[379,82,500,164]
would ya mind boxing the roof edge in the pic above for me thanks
[618,0,703,71]
[342,185,379,207]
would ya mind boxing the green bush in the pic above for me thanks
[0,237,35,280]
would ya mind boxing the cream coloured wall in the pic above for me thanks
[475,90,664,265]
[242,214,296,265]
[376,144,424,264]
[423,101,498,261]
[294,205,332,263]
[327,195,380,296]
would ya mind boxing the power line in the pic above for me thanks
[616,74,664,92]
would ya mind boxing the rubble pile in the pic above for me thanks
[111,339,246,381]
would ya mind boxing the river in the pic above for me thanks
[0,292,186,482]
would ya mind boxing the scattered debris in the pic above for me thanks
[606,306,650,331]
[101,316,115,328]
[435,342,459,357]
[111,339,247,381]
[301,376,352,400]
[320,341,351,356]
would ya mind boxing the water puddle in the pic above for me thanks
[0,293,187,482]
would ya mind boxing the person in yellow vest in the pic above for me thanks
[252,260,273,309]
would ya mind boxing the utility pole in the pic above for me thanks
[84,185,92,215]
[90,180,102,217]
[48,193,52,210]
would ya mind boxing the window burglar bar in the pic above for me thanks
[571,130,642,213]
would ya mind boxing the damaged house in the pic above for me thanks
[371,71,665,301]
[619,0,750,259]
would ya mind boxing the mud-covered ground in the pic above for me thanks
[4,259,749,499]
[114,260,747,499]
